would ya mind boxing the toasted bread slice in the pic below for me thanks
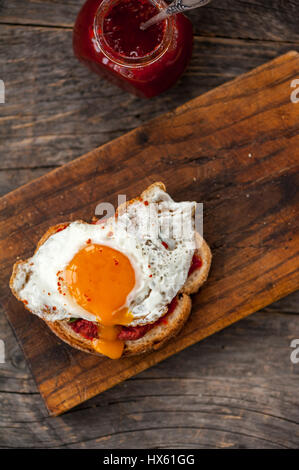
[45,292,192,357]
[10,183,212,358]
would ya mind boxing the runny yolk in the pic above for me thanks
[92,337,124,360]
[65,244,135,359]
[93,324,124,359]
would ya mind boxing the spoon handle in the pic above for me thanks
[141,0,212,30]
[166,0,211,15]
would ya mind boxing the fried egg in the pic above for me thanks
[11,185,196,357]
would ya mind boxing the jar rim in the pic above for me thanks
[93,0,173,68]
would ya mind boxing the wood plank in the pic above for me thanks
[1,306,298,448]
[0,51,299,415]
[265,290,299,314]
[0,168,55,197]
[0,24,295,170]
[1,0,299,42]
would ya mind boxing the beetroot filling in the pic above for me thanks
[118,323,153,341]
[188,254,202,276]
[118,296,178,341]
[69,318,98,340]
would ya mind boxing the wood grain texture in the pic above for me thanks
[0,51,299,416]
[1,0,299,42]
[1,298,299,448]
[1,0,299,446]
[0,23,295,176]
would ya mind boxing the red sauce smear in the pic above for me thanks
[118,323,153,341]
[103,0,165,58]
[118,296,178,341]
[69,319,99,340]
[55,224,67,233]
[188,254,202,276]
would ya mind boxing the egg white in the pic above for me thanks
[12,186,196,326]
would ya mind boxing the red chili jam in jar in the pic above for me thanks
[73,0,193,98]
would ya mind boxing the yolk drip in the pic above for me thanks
[92,337,124,359]
[65,244,135,359]
[93,324,124,359]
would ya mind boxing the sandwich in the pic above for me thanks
[10,182,211,359]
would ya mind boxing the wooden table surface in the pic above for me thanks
[0,0,298,448]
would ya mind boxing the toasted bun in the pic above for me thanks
[10,182,212,358]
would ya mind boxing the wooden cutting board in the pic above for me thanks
[0,51,298,416]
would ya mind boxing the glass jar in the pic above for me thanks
[73,0,193,98]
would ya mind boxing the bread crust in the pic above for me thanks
[182,233,212,295]
[10,182,212,358]
[123,293,191,356]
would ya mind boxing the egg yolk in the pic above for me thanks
[65,244,135,359]
[92,324,124,359]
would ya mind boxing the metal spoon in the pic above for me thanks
[140,0,212,31]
